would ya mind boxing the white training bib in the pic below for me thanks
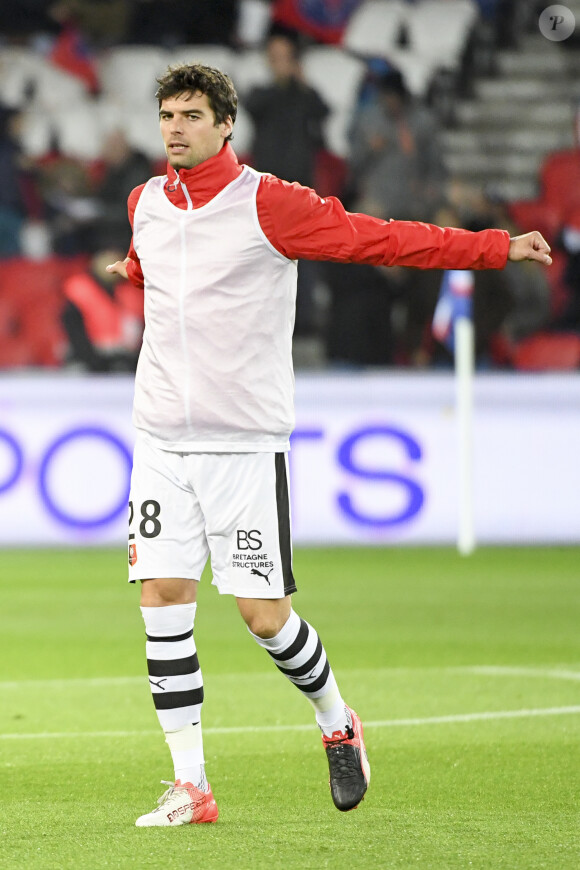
[132,167,298,451]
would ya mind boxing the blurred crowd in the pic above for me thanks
[0,0,576,372]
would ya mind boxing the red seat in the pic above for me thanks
[541,149,580,216]
[0,296,34,367]
[507,199,560,247]
[0,256,89,367]
[542,250,569,319]
[507,149,580,322]
[513,332,580,371]
[314,149,348,198]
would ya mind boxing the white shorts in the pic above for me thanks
[128,435,296,598]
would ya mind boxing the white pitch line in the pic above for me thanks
[460,666,580,682]
[367,706,580,727]
[2,665,580,692]
[2,705,580,741]
[0,676,145,690]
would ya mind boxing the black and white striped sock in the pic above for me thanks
[250,609,348,737]
[140,602,207,790]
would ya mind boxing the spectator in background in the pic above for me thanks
[507,103,580,334]
[272,0,363,44]
[482,193,551,348]
[398,204,515,368]
[48,0,131,46]
[37,132,150,256]
[551,211,580,333]
[125,0,238,47]
[246,29,330,334]
[0,0,58,38]
[324,68,447,365]
[322,260,402,366]
[349,69,447,221]
[47,0,103,93]
[0,106,37,258]
[37,155,98,254]
[246,30,329,190]
[90,130,151,252]
[61,245,144,372]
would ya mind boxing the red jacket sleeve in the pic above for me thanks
[126,184,146,289]
[256,175,510,270]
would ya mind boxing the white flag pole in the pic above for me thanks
[454,316,476,555]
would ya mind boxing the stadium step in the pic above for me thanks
[477,178,539,201]
[496,49,568,77]
[455,99,574,131]
[444,150,542,178]
[442,128,570,157]
[448,170,540,201]
[442,19,579,205]
[476,75,580,102]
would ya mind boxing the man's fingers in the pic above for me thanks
[106,258,130,278]
[532,232,551,253]
[532,249,553,266]
[531,233,552,265]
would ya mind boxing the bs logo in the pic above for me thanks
[236,530,263,550]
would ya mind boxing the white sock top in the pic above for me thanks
[248,608,300,652]
[140,602,197,636]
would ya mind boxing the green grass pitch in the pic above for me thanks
[1,546,580,869]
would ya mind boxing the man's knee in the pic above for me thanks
[140,577,198,607]
[237,595,292,638]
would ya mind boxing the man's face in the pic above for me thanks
[159,91,233,170]
[267,36,298,82]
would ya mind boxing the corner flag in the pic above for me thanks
[432,269,474,350]
[433,269,476,555]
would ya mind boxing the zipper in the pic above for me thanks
[178,217,192,428]
[176,171,192,427]
[179,180,193,210]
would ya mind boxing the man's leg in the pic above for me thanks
[136,577,218,827]
[193,450,369,811]
[128,435,216,826]
[237,595,371,812]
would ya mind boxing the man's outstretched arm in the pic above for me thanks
[257,176,551,270]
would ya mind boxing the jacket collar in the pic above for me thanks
[164,142,243,208]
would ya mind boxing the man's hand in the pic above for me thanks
[508,231,552,266]
[106,257,131,280]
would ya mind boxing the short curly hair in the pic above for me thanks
[155,63,237,141]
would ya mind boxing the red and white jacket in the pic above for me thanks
[126,143,510,452]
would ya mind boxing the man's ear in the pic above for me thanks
[220,116,234,140]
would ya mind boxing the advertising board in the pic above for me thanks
[0,373,578,546]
